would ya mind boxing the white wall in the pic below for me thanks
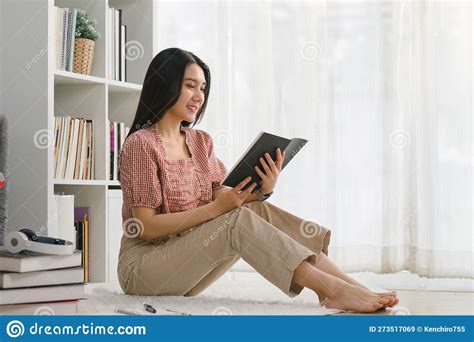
[0,0,4,114]
[0,1,50,233]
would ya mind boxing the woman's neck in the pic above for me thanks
[155,118,182,141]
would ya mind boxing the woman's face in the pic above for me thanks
[168,63,206,124]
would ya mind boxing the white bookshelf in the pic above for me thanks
[2,0,156,282]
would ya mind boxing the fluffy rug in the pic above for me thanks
[79,272,389,316]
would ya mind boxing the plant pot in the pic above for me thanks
[73,38,95,76]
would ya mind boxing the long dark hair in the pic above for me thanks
[126,48,211,138]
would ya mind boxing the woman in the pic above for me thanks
[117,48,399,313]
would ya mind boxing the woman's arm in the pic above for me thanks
[133,202,221,241]
[135,177,257,241]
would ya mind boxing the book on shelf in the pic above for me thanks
[74,207,90,283]
[113,121,118,180]
[121,24,127,81]
[54,116,94,180]
[66,8,77,72]
[109,121,130,180]
[74,118,84,179]
[54,7,78,72]
[222,132,308,191]
[0,300,78,315]
[89,120,95,180]
[113,9,122,81]
[65,117,80,179]
[108,7,127,81]
[108,7,114,79]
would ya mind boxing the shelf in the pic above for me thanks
[53,179,122,187]
[2,0,154,283]
[54,70,143,93]
[53,179,109,186]
[54,70,106,86]
[108,79,142,93]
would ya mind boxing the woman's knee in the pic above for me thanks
[242,200,268,211]
[232,206,262,230]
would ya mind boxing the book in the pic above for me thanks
[121,24,126,81]
[118,122,125,180]
[74,207,90,282]
[115,9,121,81]
[0,300,78,315]
[0,283,85,305]
[89,120,95,179]
[66,8,77,72]
[110,121,115,180]
[53,116,61,178]
[60,8,69,70]
[113,121,118,180]
[65,8,73,71]
[0,267,84,289]
[66,118,80,179]
[59,116,72,178]
[74,119,84,179]
[79,119,87,179]
[222,131,308,190]
[54,6,62,69]
[108,7,115,79]
[0,249,82,273]
[84,120,90,179]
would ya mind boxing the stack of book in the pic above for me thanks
[110,121,130,180]
[54,116,94,180]
[0,249,85,315]
[54,7,78,72]
[108,7,127,81]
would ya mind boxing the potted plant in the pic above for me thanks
[73,9,101,76]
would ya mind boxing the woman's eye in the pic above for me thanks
[187,84,195,88]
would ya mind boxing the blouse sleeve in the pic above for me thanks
[119,134,163,209]
[204,132,228,192]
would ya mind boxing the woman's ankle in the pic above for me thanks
[293,261,347,297]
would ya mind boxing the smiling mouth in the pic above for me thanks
[187,105,198,113]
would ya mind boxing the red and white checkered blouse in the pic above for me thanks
[119,125,227,240]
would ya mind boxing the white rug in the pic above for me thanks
[79,272,346,315]
[78,270,472,315]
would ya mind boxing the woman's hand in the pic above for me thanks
[212,177,257,216]
[254,148,285,194]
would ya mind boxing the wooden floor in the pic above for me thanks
[338,290,474,315]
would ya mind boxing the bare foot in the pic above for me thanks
[344,277,399,308]
[374,291,399,307]
[319,282,395,313]
[345,277,371,291]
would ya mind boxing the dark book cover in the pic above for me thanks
[222,132,308,191]
[118,9,122,81]
[110,122,114,180]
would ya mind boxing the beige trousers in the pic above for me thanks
[117,201,331,297]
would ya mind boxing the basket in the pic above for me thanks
[73,38,95,76]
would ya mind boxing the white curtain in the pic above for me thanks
[154,0,473,278]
